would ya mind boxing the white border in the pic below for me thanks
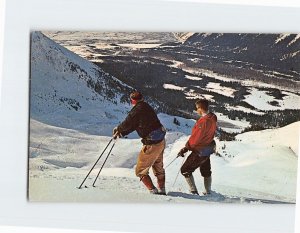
[0,0,5,104]
[162,0,300,8]
[0,0,299,233]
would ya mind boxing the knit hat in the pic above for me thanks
[130,91,143,101]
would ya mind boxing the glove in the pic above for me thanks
[113,127,122,139]
[178,147,188,157]
[113,127,118,135]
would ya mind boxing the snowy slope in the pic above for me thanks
[30,32,132,135]
[213,122,299,202]
[243,88,300,111]
[29,119,298,203]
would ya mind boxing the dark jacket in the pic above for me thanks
[117,101,165,145]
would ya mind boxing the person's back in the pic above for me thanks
[121,101,162,139]
[113,91,166,195]
[187,112,217,152]
[178,99,217,195]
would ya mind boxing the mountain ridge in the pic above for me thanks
[30,31,134,135]
[184,33,300,74]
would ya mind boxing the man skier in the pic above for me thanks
[113,91,167,195]
[178,99,217,195]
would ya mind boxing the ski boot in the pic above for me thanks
[202,176,212,195]
[157,175,167,195]
[185,175,199,195]
[141,175,159,194]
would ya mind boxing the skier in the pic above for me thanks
[113,91,167,195]
[178,99,217,195]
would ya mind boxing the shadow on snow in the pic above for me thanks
[167,191,294,204]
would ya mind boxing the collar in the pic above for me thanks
[201,111,209,117]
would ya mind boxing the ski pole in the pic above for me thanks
[78,137,114,189]
[172,157,186,187]
[92,139,117,187]
[165,154,181,169]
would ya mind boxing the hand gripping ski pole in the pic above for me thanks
[78,138,114,189]
[164,153,186,187]
[92,139,116,187]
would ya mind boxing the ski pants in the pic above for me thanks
[181,152,211,178]
[135,139,166,179]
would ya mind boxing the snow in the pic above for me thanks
[29,119,298,203]
[214,122,299,202]
[28,31,298,204]
[188,58,202,62]
[117,43,161,49]
[275,33,290,44]
[244,88,300,111]
[236,122,299,157]
[215,112,251,133]
[164,58,298,95]
[184,75,202,81]
[268,70,295,78]
[93,43,117,49]
[281,50,300,60]
[173,32,194,43]
[30,32,134,135]
[169,60,184,69]
[290,50,300,57]
[183,67,238,83]
[202,33,212,38]
[184,66,300,93]
[243,88,276,110]
[225,104,265,115]
[184,89,215,101]
[61,43,117,62]
[281,91,300,109]
[205,82,236,98]
[163,83,186,91]
[288,34,300,46]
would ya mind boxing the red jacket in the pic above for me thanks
[186,112,217,152]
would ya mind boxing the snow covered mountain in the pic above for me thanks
[173,32,195,43]
[184,33,300,74]
[30,32,176,135]
[43,31,300,134]
[30,31,136,135]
